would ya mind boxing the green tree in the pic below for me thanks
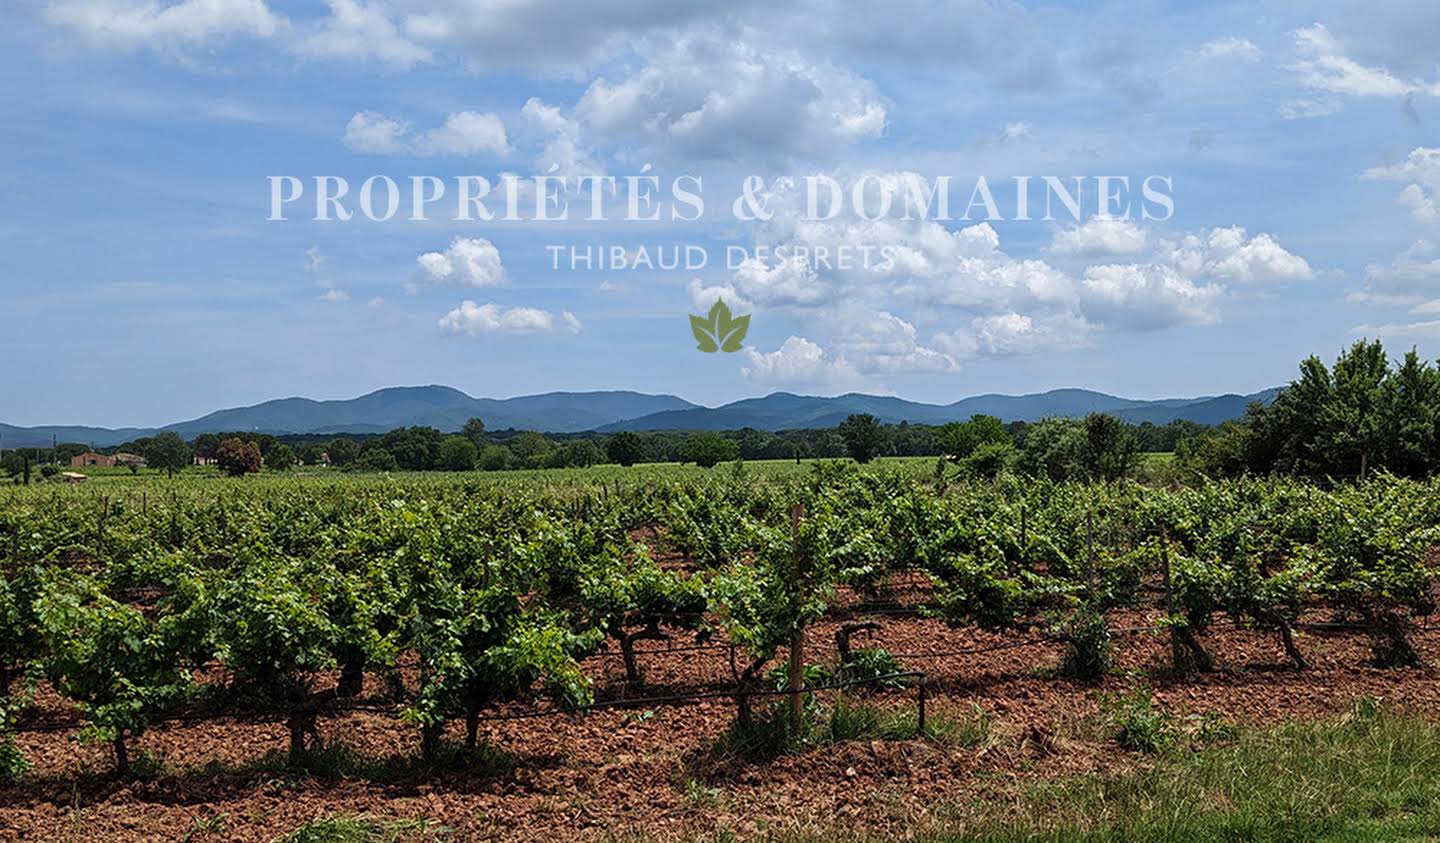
[679,432,739,468]
[508,431,554,467]
[437,436,478,471]
[547,440,604,469]
[378,426,444,471]
[266,443,297,472]
[935,414,1010,461]
[838,414,883,463]
[606,431,645,467]
[1017,417,1087,481]
[1079,413,1140,482]
[326,437,360,466]
[477,445,517,471]
[461,418,487,448]
[142,432,192,477]
[358,448,398,472]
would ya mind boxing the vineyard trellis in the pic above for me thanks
[0,463,1438,778]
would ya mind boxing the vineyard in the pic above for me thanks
[1,462,1440,839]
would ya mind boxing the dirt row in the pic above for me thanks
[1,596,1436,841]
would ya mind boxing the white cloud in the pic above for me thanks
[367,296,385,307]
[343,110,508,157]
[1354,241,1440,306]
[1278,97,1343,119]
[416,111,509,156]
[521,98,603,181]
[687,279,753,313]
[935,312,1092,358]
[561,311,583,334]
[835,311,957,374]
[1081,263,1224,330]
[1364,148,1440,223]
[412,238,507,289]
[1155,227,1314,284]
[1286,23,1440,113]
[1048,217,1149,258]
[1351,319,1440,340]
[342,111,408,154]
[296,0,430,69]
[577,32,886,161]
[45,0,284,51]
[1193,36,1262,63]
[741,336,861,387]
[438,302,559,336]
[317,287,350,303]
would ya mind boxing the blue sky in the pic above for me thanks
[4,0,1440,427]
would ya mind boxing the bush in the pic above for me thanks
[1057,606,1112,680]
[1110,688,1175,754]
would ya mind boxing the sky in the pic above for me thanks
[4,0,1440,427]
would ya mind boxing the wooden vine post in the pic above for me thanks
[788,501,806,724]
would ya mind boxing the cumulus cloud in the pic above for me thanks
[1154,227,1315,284]
[316,287,350,303]
[741,336,861,387]
[576,33,886,161]
[45,0,284,51]
[1048,217,1149,258]
[1080,264,1224,330]
[438,302,562,336]
[562,311,583,334]
[342,110,508,157]
[521,98,603,181]
[687,279,753,313]
[935,312,1092,358]
[1353,241,1440,306]
[411,238,506,290]
[296,0,429,69]
[833,311,958,375]
[1364,148,1440,223]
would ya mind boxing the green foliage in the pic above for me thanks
[326,437,360,466]
[37,578,191,772]
[680,432,740,468]
[1109,687,1175,754]
[143,431,193,476]
[266,443,298,472]
[358,449,399,472]
[936,414,1010,461]
[435,436,477,472]
[605,431,645,467]
[838,413,882,463]
[1056,605,1112,681]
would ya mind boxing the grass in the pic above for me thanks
[774,699,1440,842]
[708,697,992,763]
[275,814,444,843]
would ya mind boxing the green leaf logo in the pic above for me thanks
[690,298,750,353]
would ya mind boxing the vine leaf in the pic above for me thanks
[690,298,749,354]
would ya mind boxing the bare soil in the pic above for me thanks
[2,583,1437,841]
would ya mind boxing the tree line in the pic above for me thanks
[1177,340,1440,481]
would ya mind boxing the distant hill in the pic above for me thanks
[599,388,1280,432]
[0,385,1278,449]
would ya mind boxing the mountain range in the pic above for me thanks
[0,385,1279,449]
